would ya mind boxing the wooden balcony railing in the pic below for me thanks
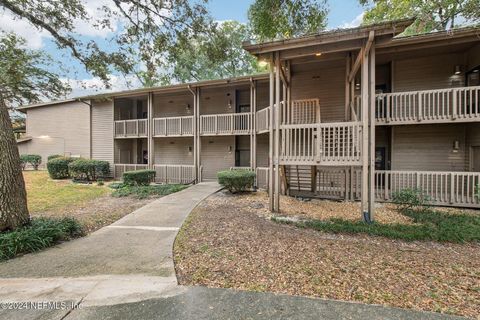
[153,116,194,137]
[200,113,251,135]
[154,164,196,184]
[374,86,480,124]
[114,164,148,178]
[375,170,480,207]
[114,119,148,138]
[280,121,362,166]
[256,107,270,133]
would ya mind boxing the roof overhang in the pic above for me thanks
[16,137,32,144]
[242,18,415,59]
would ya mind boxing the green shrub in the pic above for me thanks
[47,157,75,179]
[0,217,83,260]
[48,154,63,161]
[392,188,431,213]
[109,182,125,189]
[20,154,42,170]
[217,170,255,193]
[68,159,110,181]
[122,169,156,186]
[112,184,187,199]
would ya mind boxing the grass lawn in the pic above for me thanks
[174,191,480,318]
[25,171,110,214]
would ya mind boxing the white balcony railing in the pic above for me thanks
[280,121,363,166]
[374,86,480,124]
[154,164,196,184]
[114,119,148,138]
[114,164,148,178]
[256,107,270,133]
[200,113,251,135]
[375,170,480,207]
[153,116,194,137]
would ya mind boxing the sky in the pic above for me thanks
[0,0,365,98]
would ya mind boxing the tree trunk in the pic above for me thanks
[0,98,29,231]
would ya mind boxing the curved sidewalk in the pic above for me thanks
[0,182,464,319]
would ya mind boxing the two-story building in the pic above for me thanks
[17,19,480,216]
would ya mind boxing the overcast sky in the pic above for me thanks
[0,0,364,98]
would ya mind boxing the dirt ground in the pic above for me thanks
[174,191,480,318]
[32,195,152,234]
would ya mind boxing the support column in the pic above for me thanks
[368,44,376,219]
[361,45,369,220]
[268,56,275,211]
[251,79,257,171]
[147,92,154,170]
[274,51,281,212]
[196,88,202,182]
[192,86,198,183]
[345,53,351,122]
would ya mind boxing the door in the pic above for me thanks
[472,147,480,172]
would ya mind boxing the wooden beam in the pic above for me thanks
[368,43,376,220]
[361,42,369,220]
[280,63,289,87]
[348,31,374,83]
[274,51,281,212]
[345,53,351,121]
[268,55,274,211]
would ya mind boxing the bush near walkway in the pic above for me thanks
[0,217,83,260]
[217,170,255,193]
[68,159,110,182]
[47,157,75,179]
[20,154,42,170]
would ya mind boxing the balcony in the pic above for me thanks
[256,107,270,133]
[153,116,194,137]
[374,86,480,125]
[200,113,251,136]
[114,164,148,178]
[114,119,148,138]
[153,164,196,184]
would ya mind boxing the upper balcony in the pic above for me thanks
[114,119,148,138]
[153,116,194,137]
[373,86,480,125]
[199,113,251,136]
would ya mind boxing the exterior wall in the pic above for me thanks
[154,137,194,165]
[290,60,346,122]
[467,43,480,70]
[153,92,193,118]
[114,138,148,164]
[200,87,236,115]
[92,100,114,167]
[466,123,480,170]
[256,134,269,167]
[393,52,465,92]
[256,82,269,110]
[200,136,235,180]
[20,101,91,166]
[391,124,467,171]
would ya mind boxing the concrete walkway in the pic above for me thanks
[0,182,464,320]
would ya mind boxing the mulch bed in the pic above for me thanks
[174,191,480,318]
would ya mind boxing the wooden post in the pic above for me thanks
[368,43,376,220]
[197,88,202,182]
[191,87,198,183]
[252,80,257,171]
[268,55,275,211]
[345,53,351,121]
[311,166,317,193]
[361,43,369,221]
[147,92,153,169]
[274,52,281,212]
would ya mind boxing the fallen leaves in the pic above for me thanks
[174,191,480,318]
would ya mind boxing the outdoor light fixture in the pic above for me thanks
[453,140,460,152]
[228,99,232,109]
[315,52,322,57]
[473,69,479,73]
[258,60,268,67]
[228,145,232,152]
[188,146,192,154]
[454,65,462,75]
[186,103,191,112]
[355,83,360,89]
[38,135,50,139]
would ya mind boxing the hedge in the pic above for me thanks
[68,159,110,181]
[47,157,75,179]
[20,154,42,170]
[217,170,255,193]
[48,154,63,161]
[123,170,156,186]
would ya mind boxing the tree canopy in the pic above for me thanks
[0,33,69,108]
[360,0,480,32]
[248,0,329,41]
[167,21,265,84]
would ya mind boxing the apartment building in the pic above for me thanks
[17,19,480,214]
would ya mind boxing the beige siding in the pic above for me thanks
[153,92,193,118]
[291,60,345,122]
[466,123,480,170]
[201,136,235,179]
[256,82,270,110]
[393,53,465,92]
[154,137,194,165]
[20,101,91,166]
[114,139,148,164]
[256,134,269,167]
[92,100,114,167]
[391,124,467,171]
[200,87,236,115]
